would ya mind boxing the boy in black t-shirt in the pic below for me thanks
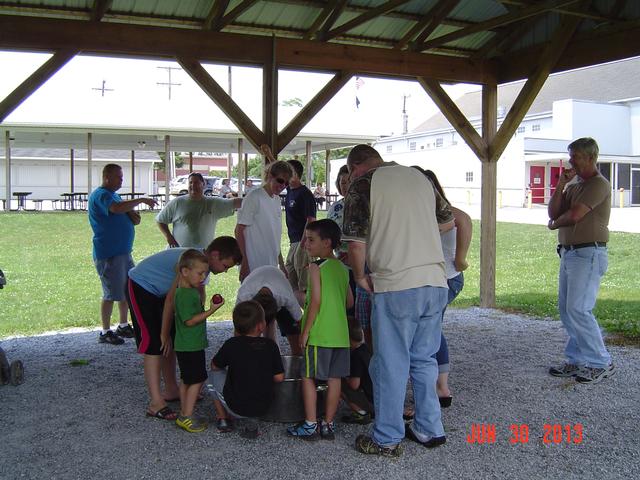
[211,301,285,438]
[341,318,374,425]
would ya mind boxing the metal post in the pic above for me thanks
[70,148,75,193]
[87,133,93,193]
[237,138,244,196]
[164,135,171,205]
[305,140,312,186]
[131,150,135,194]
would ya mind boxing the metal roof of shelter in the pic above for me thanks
[2,122,376,155]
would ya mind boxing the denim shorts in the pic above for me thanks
[94,253,134,301]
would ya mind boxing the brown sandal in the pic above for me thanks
[146,406,177,420]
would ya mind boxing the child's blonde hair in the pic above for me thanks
[177,249,209,273]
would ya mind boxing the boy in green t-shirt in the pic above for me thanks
[174,249,225,433]
[287,219,354,441]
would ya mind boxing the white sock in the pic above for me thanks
[119,323,129,328]
[102,329,110,335]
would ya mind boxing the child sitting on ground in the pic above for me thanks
[211,301,285,438]
[340,318,374,425]
[174,249,225,433]
[287,219,354,441]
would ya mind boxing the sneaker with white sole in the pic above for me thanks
[287,421,319,441]
[115,324,135,338]
[548,363,584,377]
[98,330,124,345]
[320,420,335,440]
[575,364,615,384]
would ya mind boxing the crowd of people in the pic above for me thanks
[87,137,613,456]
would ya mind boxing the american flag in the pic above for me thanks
[355,76,364,109]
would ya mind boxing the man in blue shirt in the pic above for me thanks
[88,163,156,345]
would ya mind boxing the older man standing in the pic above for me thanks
[156,172,242,249]
[88,163,156,345]
[343,145,452,457]
[548,137,614,384]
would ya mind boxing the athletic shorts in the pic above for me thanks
[302,345,349,380]
[176,350,207,385]
[275,307,300,337]
[126,278,174,356]
[95,253,134,302]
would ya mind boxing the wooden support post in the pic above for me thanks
[237,138,244,196]
[263,37,278,156]
[480,82,497,308]
[164,135,171,205]
[189,152,193,172]
[305,141,312,186]
[70,148,75,193]
[131,150,135,194]
[87,133,93,194]
[4,130,10,210]
[325,149,331,196]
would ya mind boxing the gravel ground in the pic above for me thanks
[1,307,638,480]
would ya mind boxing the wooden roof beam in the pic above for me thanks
[0,49,77,123]
[304,0,340,40]
[177,57,266,151]
[321,0,411,42]
[204,0,230,30]
[416,0,580,52]
[497,18,640,82]
[218,0,258,30]
[489,8,586,162]
[0,14,495,84]
[499,0,623,22]
[417,77,487,160]
[315,0,348,41]
[394,0,459,51]
[90,0,112,22]
[277,71,353,153]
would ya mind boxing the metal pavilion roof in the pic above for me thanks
[1,0,639,82]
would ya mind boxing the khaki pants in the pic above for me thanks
[285,241,310,291]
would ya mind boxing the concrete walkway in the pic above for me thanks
[464,204,640,233]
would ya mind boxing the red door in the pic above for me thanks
[550,166,561,197]
[529,166,545,204]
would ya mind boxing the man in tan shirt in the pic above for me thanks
[343,145,452,457]
[548,137,614,384]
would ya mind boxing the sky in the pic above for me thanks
[0,51,479,138]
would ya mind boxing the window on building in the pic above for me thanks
[409,142,416,151]
[465,171,473,182]
[386,145,392,153]
[517,126,525,133]
[599,163,611,182]
[420,145,425,150]
[532,124,541,131]
[618,163,630,189]
[435,138,443,147]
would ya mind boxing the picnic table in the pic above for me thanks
[60,192,88,211]
[13,192,32,211]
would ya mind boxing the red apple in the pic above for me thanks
[212,294,224,304]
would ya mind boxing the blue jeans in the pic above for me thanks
[434,273,464,371]
[370,285,448,446]
[558,246,610,368]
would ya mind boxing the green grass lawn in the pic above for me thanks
[1,211,638,339]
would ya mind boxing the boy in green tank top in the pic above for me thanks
[287,219,354,441]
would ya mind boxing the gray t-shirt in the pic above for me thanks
[156,195,235,249]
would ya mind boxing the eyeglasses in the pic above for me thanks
[275,177,289,186]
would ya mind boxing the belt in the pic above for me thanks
[560,242,607,250]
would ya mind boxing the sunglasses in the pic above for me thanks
[275,177,289,186]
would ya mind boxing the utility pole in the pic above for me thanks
[402,93,410,135]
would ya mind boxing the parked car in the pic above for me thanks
[169,175,220,196]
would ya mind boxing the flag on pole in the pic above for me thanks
[355,76,364,109]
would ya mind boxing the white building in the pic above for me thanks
[0,148,159,205]
[374,57,640,208]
